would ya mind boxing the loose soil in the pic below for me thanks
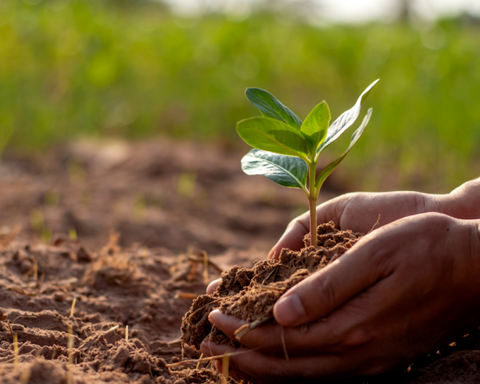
[0,138,479,383]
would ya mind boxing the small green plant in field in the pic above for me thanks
[237,80,379,247]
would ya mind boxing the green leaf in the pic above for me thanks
[315,108,373,193]
[237,117,309,158]
[241,149,308,192]
[300,101,331,155]
[246,88,303,129]
[316,79,379,157]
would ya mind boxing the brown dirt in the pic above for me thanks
[0,138,480,383]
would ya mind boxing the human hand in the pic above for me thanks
[206,191,442,294]
[201,213,480,383]
[269,190,443,259]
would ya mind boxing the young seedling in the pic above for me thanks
[237,80,378,247]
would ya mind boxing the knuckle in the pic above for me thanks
[342,327,372,348]
[292,217,309,233]
[413,192,428,214]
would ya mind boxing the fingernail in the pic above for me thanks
[200,340,213,356]
[208,309,221,324]
[268,248,276,259]
[274,294,305,325]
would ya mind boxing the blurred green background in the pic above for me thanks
[1,0,480,192]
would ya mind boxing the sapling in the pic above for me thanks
[237,80,378,248]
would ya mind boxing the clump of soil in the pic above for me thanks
[181,221,363,349]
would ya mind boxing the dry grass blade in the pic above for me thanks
[70,298,76,318]
[253,282,286,292]
[32,258,38,281]
[187,299,221,319]
[234,316,272,341]
[68,324,74,384]
[58,277,78,287]
[203,251,209,284]
[177,292,198,299]
[125,325,129,342]
[368,214,381,233]
[104,325,119,334]
[222,352,230,383]
[196,353,203,370]
[165,349,257,368]
[187,261,198,282]
[4,285,37,296]
[187,254,223,274]
[13,333,18,369]
[261,266,279,285]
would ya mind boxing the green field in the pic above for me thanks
[2,0,480,192]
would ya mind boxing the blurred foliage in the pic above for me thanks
[1,0,480,191]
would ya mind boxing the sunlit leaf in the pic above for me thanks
[315,108,373,193]
[301,101,331,155]
[237,117,309,158]
[241,149,308,191]
[316,79,379,157]
[246,88,303,129]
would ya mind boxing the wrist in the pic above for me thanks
[437,178,480,220]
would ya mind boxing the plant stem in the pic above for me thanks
[308,162,317,248]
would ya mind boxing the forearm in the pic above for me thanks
[437,178,480,220]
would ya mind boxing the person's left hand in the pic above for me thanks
[200,213,480,383]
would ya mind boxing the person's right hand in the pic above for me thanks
[268,190,443,259]
[206,191,442,294]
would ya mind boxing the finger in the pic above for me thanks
[208,308,370,356]
[207,278,221,294]
[268,197,347,259]
[201,341,358,383]
[208,310,301,355]
[268,211,309,259]
[273,229,392,326]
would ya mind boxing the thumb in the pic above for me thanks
[273,232,388,326]
[268,198,345,259]
[268,212,309,259]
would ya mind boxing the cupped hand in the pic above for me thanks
[269,190,443,259]
[201,213,480,383]
[207,191,442,294]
